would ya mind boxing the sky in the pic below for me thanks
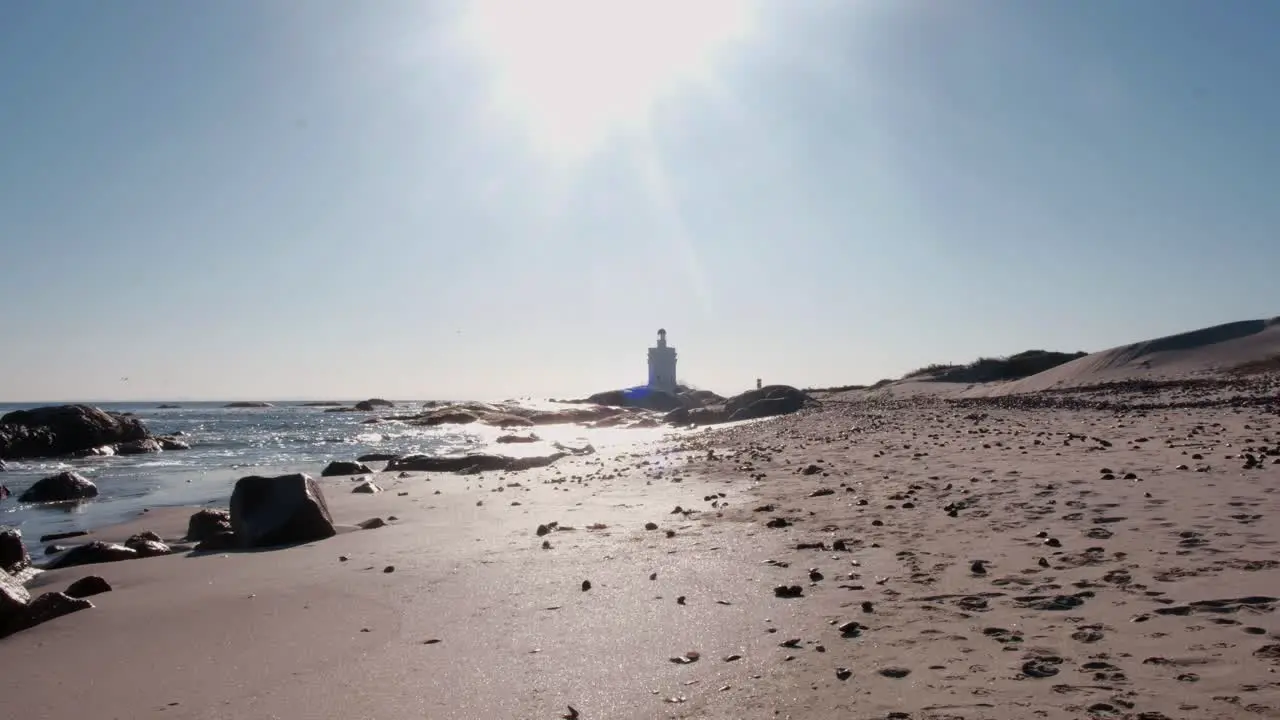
[2,0,1278,402]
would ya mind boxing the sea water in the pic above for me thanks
[0,401,653,552]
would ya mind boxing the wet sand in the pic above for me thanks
[4,386,1280,719]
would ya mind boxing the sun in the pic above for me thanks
[456,0,755,161]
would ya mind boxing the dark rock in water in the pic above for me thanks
[65,576,112,599]
[45,541,138,570]
[116,438,163,455]
[352,480,381,494]
[385,453,570,474]
[39,530,88,543]
[19,471,99,503]
[157,404,182,409]
[157,436,191,451]
[0,528,30,575]
[223,402,273,408]
[496,434,540,444]
[354,398,393,411]
[229,473,336,548]
[186,509,232,542]
[0,404,150,459]
[321,461,374,477]
[5,592,93,636]
[357,453,399,463]
[195,531,237,552]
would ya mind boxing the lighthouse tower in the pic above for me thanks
[647,329,678,394]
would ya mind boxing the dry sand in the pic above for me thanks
[4,378,1280,719]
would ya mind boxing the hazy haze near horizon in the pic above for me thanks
[2,0,1278,402]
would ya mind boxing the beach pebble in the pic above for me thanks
[581,580,591,591]
[773,585,803,598]
[383,565,395,573]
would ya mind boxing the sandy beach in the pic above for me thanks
[4,371,1279,719]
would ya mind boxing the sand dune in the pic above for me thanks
[854,317,1280,400]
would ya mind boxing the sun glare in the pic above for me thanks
[457,0,755,161]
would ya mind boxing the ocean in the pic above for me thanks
[0,400,622,553]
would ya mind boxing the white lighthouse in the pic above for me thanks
[647,328,678,394]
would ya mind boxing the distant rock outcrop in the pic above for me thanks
[18,471,99,504]
[385,451,580,474]
[666,385,815,426]
[355,398,394,411]
[0,405,150,460]
[576,385,726,413]
[224,402,273,408]
[229,473,336,548]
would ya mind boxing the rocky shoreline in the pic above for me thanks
[2,375,1280,717]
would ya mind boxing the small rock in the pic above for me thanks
[644,522,658,531]
[773,585,803,598]
[64,576,112,599]
[581,580,591,591]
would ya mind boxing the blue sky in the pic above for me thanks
[2,0,1277,401]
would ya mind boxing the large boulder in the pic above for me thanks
[186,509,232,542]
[229,474,336,548]
[321,461,374,477]
[0,528,31,575]
[45,541,138,570]
[357,453,399,463]
[18,471,99,504]
[0,405,150,460]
